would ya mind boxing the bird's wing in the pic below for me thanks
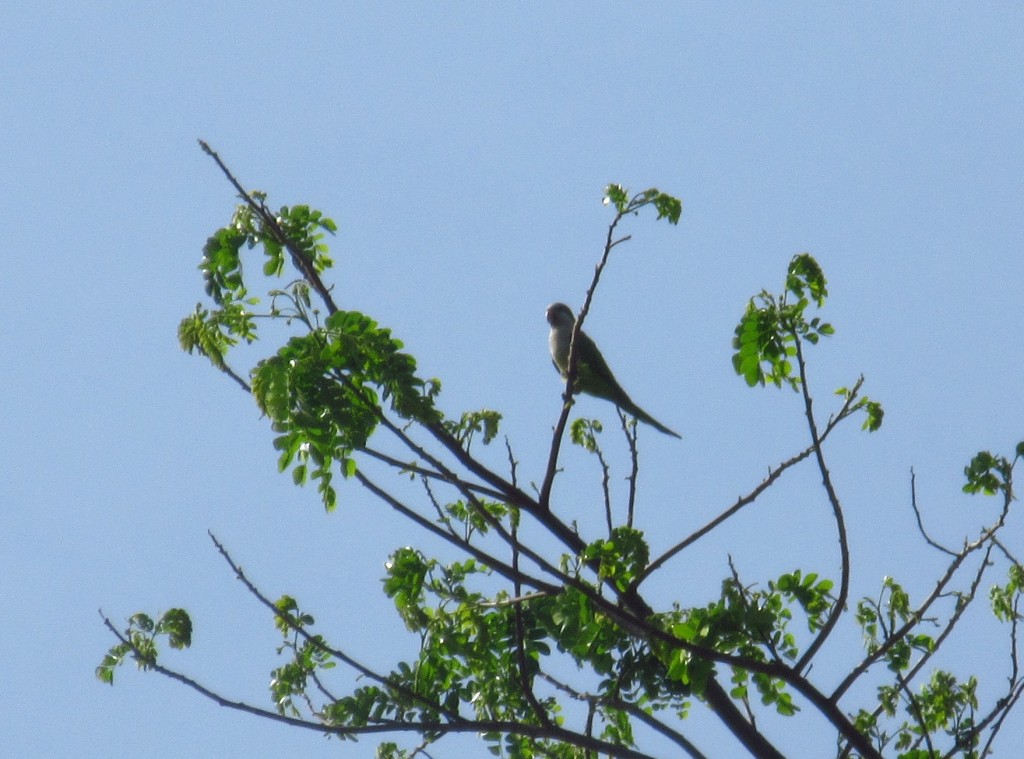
[576,332,634,405]
[579,334,682,439]
[559,327,682,439]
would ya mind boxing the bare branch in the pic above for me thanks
[637,378,866,590]
[419,476,459,539]
[505,436,520,489]
[221,363,252,393]
[362,446,510,503]
[979,680,1024,757]
[909,468,958,556]
[833,492,1012,702]
[619,408,640,529]
[593,430,614,536]
[635,444,813,589]
[206,532,464,721]
[793,335,850,671]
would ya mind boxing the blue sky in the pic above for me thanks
[2,4,1022,757]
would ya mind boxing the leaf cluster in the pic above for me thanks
[604,184,682,225]
[96,609,192,685]
[251,310,441,510]
[732,253,835,390]
[178,202,336,377]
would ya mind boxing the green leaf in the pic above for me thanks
[581,528,650,591]
[962,451,1011,495]
[275,204,338,274]
[604,184,629,212]
[570,417,603,452]
[444,409,502,448]
[251,355,292,421]
[156,609,193,649]
[95,644,131,685]
[651,191,683,224]
[199,224,248,305]
[860,399,884,432]
[785,253,828,306]
[603,185,682,225]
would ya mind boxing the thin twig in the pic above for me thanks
[832,498,1011,702]
[361,447,510,502]
[898,669,937,756]
[419,476,458,539]
[728,556,782,666]
[635,381,864,590]
[537,672,708,759]
[980,680,1024,757]
[909,468,957,556]
[634,445,812,589]
[593,433,614,537]
[793,335,850,672]
[619,409,640,529]
[505,436,520,490]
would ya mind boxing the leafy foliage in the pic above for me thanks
[581,527,649,592]
[444,409,504,448]
[604,184,682,225]
[962,451,1012,496]
[250,310,442,510]
[100,163,1024,758]
[96,609,192,684]
[180,201,338,376]
[731,253,835,390]
[569,417,604,452]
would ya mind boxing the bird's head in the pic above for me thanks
[546,302,575,328]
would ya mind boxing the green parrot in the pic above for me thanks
[546,302,681,439]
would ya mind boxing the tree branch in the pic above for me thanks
[619,408,640,529]
[199,140,338,314]
[908,468,958,556]
[793,335,850,671]
[353,470,561,596]
[102,607,659,758]
[636,376,865,590]
[833,491,1012,703]
[635,445,812,589]
[183,160,890,758]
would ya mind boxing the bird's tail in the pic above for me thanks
[621,399,682,439]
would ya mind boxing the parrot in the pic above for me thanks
[546,302,681,439]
